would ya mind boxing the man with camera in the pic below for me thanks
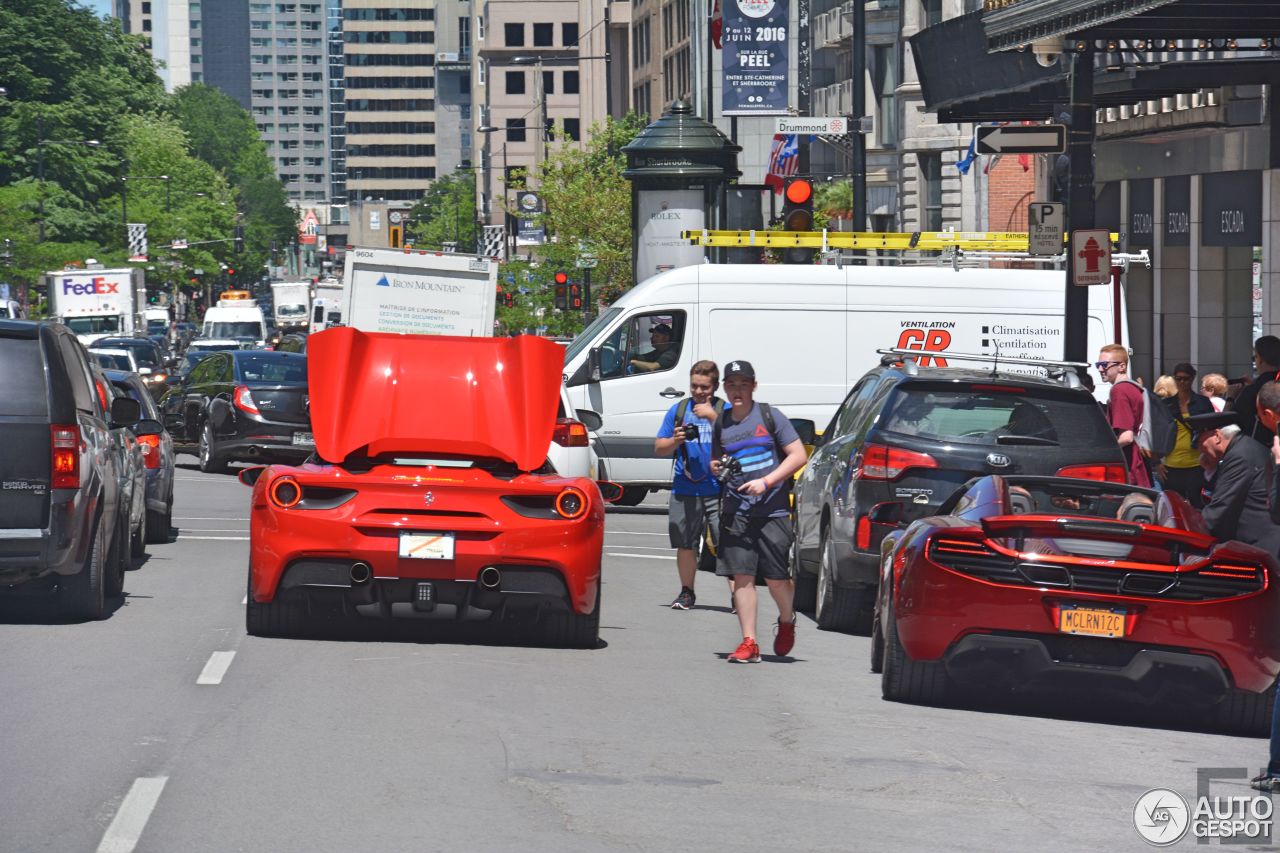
[710,361,809,663]
[655,360,726,610]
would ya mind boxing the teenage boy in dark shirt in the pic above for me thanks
[710,360,809,663]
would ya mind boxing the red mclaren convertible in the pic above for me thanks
[241,328,613,647]
[872,475,1280,733]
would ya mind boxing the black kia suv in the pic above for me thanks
[792,355,1125,634]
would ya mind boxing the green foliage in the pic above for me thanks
[405,169,478,253]
[494,260,596,337]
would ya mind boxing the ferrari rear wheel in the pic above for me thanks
[1213,683,1275,736]
[881,600,949,704]
[245,566,303,638]
[544,581,601,649]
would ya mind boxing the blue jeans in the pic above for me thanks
[1269,679,1280,777]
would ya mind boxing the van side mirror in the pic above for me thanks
[588,347,602,382]
[575,409,603,432]
[868,501,905,526]
[110,396,142,427]
[791,418,817,446]
[238,466,266,487]
[597,481,624,503]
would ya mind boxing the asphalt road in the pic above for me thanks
[0,468,1269,852]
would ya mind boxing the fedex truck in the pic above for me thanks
[44,267,145,346]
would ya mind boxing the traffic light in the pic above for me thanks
[569,283,583,310]
[553,271,569,310]
[389,225,402,249]
[504,292,515,308]
[781,177,815,264]
[233,225,245,254]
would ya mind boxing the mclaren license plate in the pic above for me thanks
[292,431,315,446]
[1059,605,1125,639]
[398,532,455,560]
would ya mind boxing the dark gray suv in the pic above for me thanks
[0,320,156,619]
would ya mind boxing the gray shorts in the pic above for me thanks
[668,494,720,551]
[715,514,794,581]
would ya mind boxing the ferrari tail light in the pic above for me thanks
[51,425,80,489]
[1056,463,1128,483]
[233,385,260,416]
[269,476,302,509]
[552,418,590,447]
[137,434,162,469]
[555,487,588,519]
[859,444,938,481]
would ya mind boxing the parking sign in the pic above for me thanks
[1028,202,1063,256]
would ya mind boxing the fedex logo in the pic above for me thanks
[61,277,120,296]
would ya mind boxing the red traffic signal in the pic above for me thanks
[504,292,515,308]
[784,178,813,205]
[554,271,569,286]
[782,177,815,264]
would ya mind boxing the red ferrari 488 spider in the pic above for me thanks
[873,475,1280,733]
[241,328,614,647]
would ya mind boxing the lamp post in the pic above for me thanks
[476,126,513,258]
[36,117,100,242]
[121,172,172,250]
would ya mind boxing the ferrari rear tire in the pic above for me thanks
[815,530,869,633]
[245,567,302,638]
[1213,684,1275,736]
[60,520,106,621]
[881,600,949,704]
[544,581,601,649]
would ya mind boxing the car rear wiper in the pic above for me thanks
[994,435,1059,446]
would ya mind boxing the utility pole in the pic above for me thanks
[851,0,867,232]
[1064,47,1095,363]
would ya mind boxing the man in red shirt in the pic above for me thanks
[1096,344,1151,487]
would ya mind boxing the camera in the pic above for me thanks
[716,454,742,483]
[680,423,699,442]
[1031,36,1063,68]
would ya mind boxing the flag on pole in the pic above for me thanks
[956,130,978,175]
[764,134,800,194]
[127,223,148,262]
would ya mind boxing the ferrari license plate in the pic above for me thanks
[398,532,455,560]
[1059,605,1125,638]
[292,431,315,446]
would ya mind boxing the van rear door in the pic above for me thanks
[0,327,52,529]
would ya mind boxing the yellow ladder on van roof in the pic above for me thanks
[679,230,1121,252]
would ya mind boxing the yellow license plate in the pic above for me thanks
[1059,606,1125,638]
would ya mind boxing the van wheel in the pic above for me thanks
[815,530,867,633]
[199,424,229,474]
[613,487,648,507]
[60,520,107,621]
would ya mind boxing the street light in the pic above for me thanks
[476,126,515,258]
[36,117,99,240]
[121,173,172,242]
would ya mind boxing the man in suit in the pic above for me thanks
[1189,411,1278,553]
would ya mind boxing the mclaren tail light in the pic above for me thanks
[1056,463,1128,482]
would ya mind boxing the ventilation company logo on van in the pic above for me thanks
[896,328,952,367]
[61,277,120,295]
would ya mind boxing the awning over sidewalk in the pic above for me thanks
[984,1,1280,51]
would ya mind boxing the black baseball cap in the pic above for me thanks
[1186,410,1238,443]
[724,360,755,380]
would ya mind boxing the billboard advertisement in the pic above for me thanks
[722,0,790,116]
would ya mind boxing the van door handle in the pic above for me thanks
[659,388,685,398]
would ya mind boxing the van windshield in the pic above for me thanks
[205,322,263,339]
[564,307,622,364]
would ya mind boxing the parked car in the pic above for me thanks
[106,370,176,542]
[159,349,311,473]
[92,363,148,569]
[873,474,1279,734]
[240,328,619,643]
[93,348,139,372]
[792,357,1125,634]
[89,336,169,396]
[0,320,154,619]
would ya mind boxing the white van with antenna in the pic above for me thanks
[562,263,1126,505]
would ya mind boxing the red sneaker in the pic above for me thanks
[728,638,761,663]
[774,617,797,656]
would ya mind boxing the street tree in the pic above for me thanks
[406,169,478,253]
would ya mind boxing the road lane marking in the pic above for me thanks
[175,477,243,482]
[181,529,247,532]
[176,536,251,541]
[96,776,168,853]
[607,531,668,537]
[175,517,250,521]
[242,595,247,605]
[603,545,673,552]
[197,651,237,685]
[606,552,675,560]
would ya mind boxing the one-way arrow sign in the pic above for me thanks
[976,125,1066,155]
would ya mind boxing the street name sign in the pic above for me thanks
[775,117,849,135]
[976,124,1066,154]
[1072,229,1112,286]
[575,255,599,269]
[1028,202,1064,256]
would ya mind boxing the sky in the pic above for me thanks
[84,0,112,18]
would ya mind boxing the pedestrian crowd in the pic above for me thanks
[1097,337,1280,792]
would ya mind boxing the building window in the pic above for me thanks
[506,118,527,143]
[476,14,485,41]
[563,70,579,94]
[533,22,553,47]
[505,71,525,95]
[873,46,898,146]
[562,118,580,141]
[632,17,650,68]
[504,23,524,47]
[460,75,470,95]
[477,60,486,85]
[923,0,941,27]
[459,16,470,52]
[919,153,943,231]
[562,22,579,46]
[542,70,554,95]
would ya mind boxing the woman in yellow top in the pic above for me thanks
[1159,362,1213,508]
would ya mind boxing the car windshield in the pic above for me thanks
[99,341,159,366]
[94,352,133,370]
[564,307,622,364]
[237,354,307,384]
[881,384,1114,448]
[65,316,121,335]
[146,320,168,334]
[206,322,263,339]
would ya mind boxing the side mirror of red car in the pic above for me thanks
[597,481,624,504]
[239,466,267,487]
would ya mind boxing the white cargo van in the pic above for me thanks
[562,264,1126,502]
[198,291,268,348]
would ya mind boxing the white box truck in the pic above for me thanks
[45,267,145,346]
[560,263,1129,501]
[270,280,313,333]
[311,277,345,332]
[341,248,498,336]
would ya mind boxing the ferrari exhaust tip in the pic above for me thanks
[478,566,501,590]
[350,562,372,584]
